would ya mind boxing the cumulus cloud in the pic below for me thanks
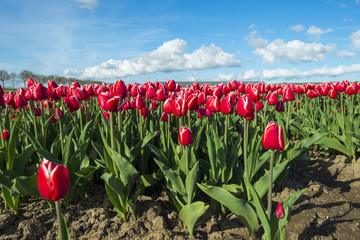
[338,50,355,57]
[252,39,336,64]
[215,73,234,81]
[290,24,304,32]
[236,64,360,80]
[248,24,257,30]
[75,0,99,11]
[350,30,360,49]
[245,31,269,48]
[306,25,333,40]
[64,39,240,79]
[185,72,198,82]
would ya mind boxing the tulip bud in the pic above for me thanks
[276,100,285,112]
[236,95,254,119]
[1,129,10,141]
[262,121,284,151]
[37,159,70,201]
[161,112,168,122]
[220,96,234,114]
[55,108,64,120]
[179,127,194,145]
[275,203,285,219]
[283,87,295,102]
[135,95,146,109]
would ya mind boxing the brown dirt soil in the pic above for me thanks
[1,152,360,240]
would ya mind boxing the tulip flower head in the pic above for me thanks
[276,202,285,219]
[262,121,284,151]
[179,127,194,145]
[37,159,70,201]
[1,129,10,141]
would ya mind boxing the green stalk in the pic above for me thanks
[55,201,66,240]
[254,104,257,127]
[22,108,29,131]
[0,110,5,146]
[117,110,122,154]
[58,119,64,161]
[40,102,46,147]
[109,112,114,149]
[267,150,275,219]
[187,109,191,128]
[243,119,249,181]
[185,145,190,177]
[224,114,228,155]
[285,101,291,134]
[79,107,83,132]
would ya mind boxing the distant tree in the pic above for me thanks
[0,70,11,88]
[10,73,16,89]
[20,70,34,87]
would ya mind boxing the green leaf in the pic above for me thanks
[13,146,34,177]
[244,178,271,238]
[0,169,12,188]
[63,129,75,166]
[279,188,307,228]
[10,175,40,197]
[197,183,258,237]
[16,125,42,150]
[155,159,186,195]
[179,201,209,235]
[185,161,199,204]
[205,132,216,181]
[253,160,289,200]
[140,172,162,187]
[7,117,20,171]
[316,137,352,156]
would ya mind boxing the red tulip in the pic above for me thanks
[27,78,36,88]
[172,98,182,117]
[37,159,70,201]
[276,100,285,112]
[283,87,295,102]
[256,101,264,112]
[163,99,173,113]
[64,96,80,112]
[220,96,234,114]
[0,85,4,97]
[146,86,156,99]
[55,108,64,120]
[249,88,260,102]
[306,90,317,98]
[275,203,285,219]
[34,107,41,116]
[334,82,346,92]
[106,96,122,112]
[156,89,166,101]
[161,112,168,122]
[113,80,127,99]
[268,92,278,105]
[33,83,49,100]
[262,121,284,151]
[1,129,10,141]
[14,94,27,107]
[236,95,254,119]
[208,96,220,112]
[345,85,356,95]
[328,89,337,99]
[165,80,176,91]
[187,95,199,110]
[179,127,193,145]
[135,95,146,109]
[197,92,206,105]
[102,111,110,121]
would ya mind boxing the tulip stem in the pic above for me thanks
[285,101,291,134]
[185,145,189,177]
[224,114,228,155]
[117,110,122,155]
[267,150,275,219]
[79,107,83,132]
[243,119,249,181]
[22,108,29,131]
[0,110,5,147]
[109,112,114,149]
[187,109,191,128]
[167,114,171,159]
[40,102,46,147]
[58,119,64,161]
[55,201,67,240]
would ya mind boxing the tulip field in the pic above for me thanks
[0,79,360,239]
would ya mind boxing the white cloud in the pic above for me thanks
[185,72,198,82]
[236,64,360,80]
[350,30,360,49]
[339,3,347,8]
[216,73,235,81]
[245,31,269,48]
[357,0,360,4]
[290,24,304,32]
[338,50,355,57]
[64,39,240,79]
[248,24,257,30]
[75,0,99,11]
[253,39,336,64]
[306,25,333,40]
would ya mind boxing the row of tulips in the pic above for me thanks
[0,78,359,239]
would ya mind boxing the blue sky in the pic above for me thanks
[1,0,360,84]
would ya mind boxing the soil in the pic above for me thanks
[1,151,360,240]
